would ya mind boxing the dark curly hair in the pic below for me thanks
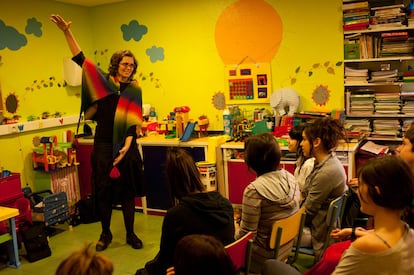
[108,50,138,80]
[244,133,281,176]
[303,117,346,154]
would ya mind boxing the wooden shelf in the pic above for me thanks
[344,26,414,35]
[0,115,79,136]
[344,56,414,63]
[344,82,402,87]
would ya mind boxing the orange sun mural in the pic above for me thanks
[215,0,283,64]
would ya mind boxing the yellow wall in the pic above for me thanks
[0,0,343,187]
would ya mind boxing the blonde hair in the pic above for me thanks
[55,243,113,275]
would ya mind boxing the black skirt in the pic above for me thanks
[92,140,146,205]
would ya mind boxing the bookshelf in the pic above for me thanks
[343,0,414,141]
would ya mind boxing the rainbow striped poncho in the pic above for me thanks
[81,59,143,145]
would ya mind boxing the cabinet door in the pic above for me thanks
[142,146,205,210]
[280,161,295,174]
[227,161,256,205]
[75,143,93,199]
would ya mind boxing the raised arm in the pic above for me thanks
[50,14,81,56]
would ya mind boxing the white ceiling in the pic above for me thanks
[55,0,126,7]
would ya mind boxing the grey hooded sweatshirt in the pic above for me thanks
[236,168,300,273]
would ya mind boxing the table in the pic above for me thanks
[0,206,20,268]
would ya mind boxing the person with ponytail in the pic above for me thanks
[300,117,348,260]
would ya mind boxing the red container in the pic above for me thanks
[0,173,23,202]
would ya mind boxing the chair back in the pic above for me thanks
[322,194,348,252]
[225,231,254,275]
[269,207,306,263]
[326,194,348,229]
[296,194,348,261]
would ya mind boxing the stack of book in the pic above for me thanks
[345,67,369,83]
[402,101,414,115]
[347,90,375,115]
[369,69,399,82]
[403,71,414,82]
[380,32,414,57]
[408,9,414,27]
[370,4,406,30]
[401,82,414,115]
[344,117,370,138]
[343,1,370,31]
[372,119,401,137]
[374,92,401,115]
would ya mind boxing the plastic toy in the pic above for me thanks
[270,88,300,116]
[32,135,78,172]
[174,106,191,138]
[198,115,209,137]
[32,136,59,172]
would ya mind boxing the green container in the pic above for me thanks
[251,121,271,134]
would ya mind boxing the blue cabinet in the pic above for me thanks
[141,145,205,211]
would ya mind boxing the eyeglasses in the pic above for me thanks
[119,62,136,68]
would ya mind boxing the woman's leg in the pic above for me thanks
[122,198,143,249]
[92,144,113,251]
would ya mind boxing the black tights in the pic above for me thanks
[99,197,135,236]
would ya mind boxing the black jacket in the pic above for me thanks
[144,192,235,275]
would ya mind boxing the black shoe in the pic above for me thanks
[127,233,143,249]
[96,232,112,251]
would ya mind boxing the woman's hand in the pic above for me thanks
[113,136,133,166]
[348,178,359,188]
[50,14,82,56]
[113,147,127,166]
[331,227,369,240]
[330,228,352,240]
[166,267,175,275]
[51,14,71,32]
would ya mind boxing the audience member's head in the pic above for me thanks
[397,127,414,169]
[302,117,346,157]
[358,155,414,215]
[55,243,113,275]
[173,234,236,275]
[244,133,281,176]
[288,124,305,153]
[166,147,205,200]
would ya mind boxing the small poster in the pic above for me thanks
[224,62,272,104]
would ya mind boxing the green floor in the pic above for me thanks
[0,210,315,275]
[0,210,164,275]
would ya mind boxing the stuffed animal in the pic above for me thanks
[270,88,301,116]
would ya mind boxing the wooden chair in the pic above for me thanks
[225,231,254,275]
[268,207,306,265]
[297,193,348,258]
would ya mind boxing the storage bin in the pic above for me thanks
[196,162,217,192]
[31,192,70,227]
[0,173,23,202]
